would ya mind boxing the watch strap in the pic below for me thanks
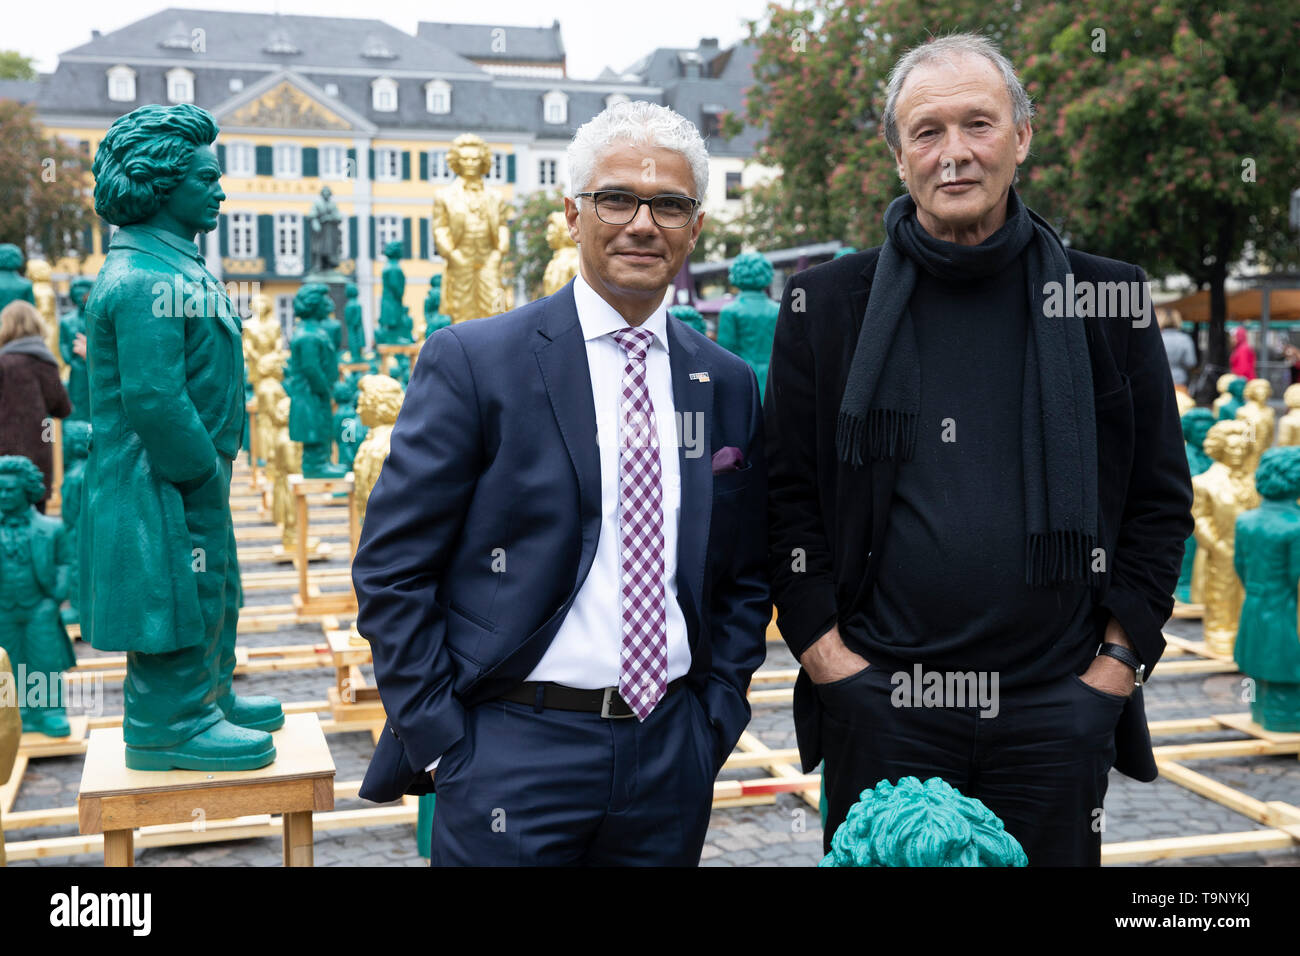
[1096,642,1145,685]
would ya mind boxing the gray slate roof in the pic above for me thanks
[415,21,564,63]
[0,79,41,104]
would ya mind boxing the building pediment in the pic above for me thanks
[213,71,375,133]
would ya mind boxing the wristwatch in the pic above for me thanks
[1096,642,1146,686]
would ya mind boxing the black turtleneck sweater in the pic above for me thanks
[841,255,1097,688]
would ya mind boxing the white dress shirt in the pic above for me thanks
[427,274,690,771]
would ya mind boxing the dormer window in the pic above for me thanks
[425,79,451,115]
[160,20,192,50]
[362,35,397,60]
[604,93,630,110]
[166,68,194,104]
[324,83,340,98]
[229,77,243,93]
[107,65,136,102]
[263,29,300,55]
[372,77,398,113]
[543,90,568,125]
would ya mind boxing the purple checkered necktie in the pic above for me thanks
[611,326,668,721]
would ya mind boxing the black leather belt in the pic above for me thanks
[497,677,688,718]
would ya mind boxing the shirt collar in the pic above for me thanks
[120,224,205,264]
[572,271,670,354]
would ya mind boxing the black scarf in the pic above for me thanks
[836,187,1097,588]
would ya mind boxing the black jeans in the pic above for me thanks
[817,665,1124,866]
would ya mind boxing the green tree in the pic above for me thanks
[0,51,36,81]
[1019,1,1300,370]
[0,100,93,262]
[506,189,565,301]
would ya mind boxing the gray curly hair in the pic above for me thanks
[567,100,709,207]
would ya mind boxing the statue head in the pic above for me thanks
[256,352,284,381]
[0,244,23,272]
[1244,378,1273,404]
[332,380,356,405]
[383,240,405,262]
[356,374,404,428]
[1285,384,1300,411]
[345,282,358,300]
[1217,373,1240,395]
[1203,420,1252,470]
[546,211,575,251]
[425,280,441,310]
[821,776,1027,867]
[1255,447,1300,501]
[1181,408,1216,450]
[668,303,703,327]
[1228,377,1247,401]
[251,291,272,321]
[448,134,491,181]
[293,282,333,322]
[25,259,51,283]
[0,456,46,517]
[728,251,774,292]
[92,103,221,234]
[321,185,333,201]
[69,276,94,309]
[63,421,93,460]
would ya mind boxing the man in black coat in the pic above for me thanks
[765,34,1193,866]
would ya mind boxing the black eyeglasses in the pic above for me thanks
[576,190,700,228]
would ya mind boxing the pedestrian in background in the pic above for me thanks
[0,301,71,511]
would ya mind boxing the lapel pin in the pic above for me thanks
[689,372,710,383]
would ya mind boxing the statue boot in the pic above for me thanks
[21,704,70,738]
[214,601,283,732]
[301,443,348,479]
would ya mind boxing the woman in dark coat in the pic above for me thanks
[0,300,71,511]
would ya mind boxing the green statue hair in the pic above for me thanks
[0,455,49,504]
[0,244,23,270]
[293,282,332,320]
[69,276,95,299]
[1256,447,1300,500]
[92,104,219,226]
[821,776,1028,867]
[1181,407,1216,448]
[1228,377,1247,401]
[728,251,774,292]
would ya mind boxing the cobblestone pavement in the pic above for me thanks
[7,474,1298,867]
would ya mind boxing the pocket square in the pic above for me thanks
[711,446,745,474]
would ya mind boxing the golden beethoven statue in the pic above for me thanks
[432,134,511,323]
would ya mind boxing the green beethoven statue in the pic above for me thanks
[83,103,282,771]
[668,303,706,336]
[344,282,366,361]
[332,380,366,472]
[821,776,1028,867]
[286,282,347,479]
[1217,376,1247,422]
[1233,447,1300,732]
[1176,408,1216,604]
[0,244,35,313]
[716,251,779,399]
[59,277,94,423]
[375,240,413,345]
[59,421,91,626]
[423,275,450,340]
[0,456,76,737]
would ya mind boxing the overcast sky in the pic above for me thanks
[10,0,776,78]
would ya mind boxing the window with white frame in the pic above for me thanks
[324,82,340,98]
[320,145,348,180]
[375,148,402,182]
[427,149,453,182]
[486,151,506,183]
[275,294,294,335]
[166,68,194,104]
[229,77,244,93]
[542,90,568,125]
[425,79,451,114]
[376,215,402,251]
[228,212,256,258]
[537,158,558,187]
[107,65,136,102]
[274,143,301,178]
[275,213,303,274]
[371,77,398,113]
[225,141,254,177]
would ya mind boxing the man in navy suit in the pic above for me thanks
[353,101,769,866]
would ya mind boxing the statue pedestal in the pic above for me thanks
[324,626,385,726]
[376,342,421,376]
[77,713,335,867]
[290,473,358,619]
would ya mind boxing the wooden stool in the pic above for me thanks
[290,473,358,618]
[78,713,335,867]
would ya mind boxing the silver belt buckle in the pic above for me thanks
[600,686,633,719]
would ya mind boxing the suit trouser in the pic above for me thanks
[818,666,1123,866]
[430,684,715,866]
[122,461,241,748]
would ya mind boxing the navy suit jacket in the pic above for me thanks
[355,281,770,803]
